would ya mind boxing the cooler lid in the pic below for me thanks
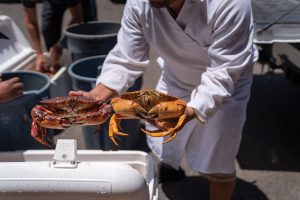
[0,15,35,73]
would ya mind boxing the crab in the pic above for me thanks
[31,95,112,147]
[109,89,187,145]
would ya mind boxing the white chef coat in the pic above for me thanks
[97,0,257,174]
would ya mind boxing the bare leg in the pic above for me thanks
[209,180,235,200]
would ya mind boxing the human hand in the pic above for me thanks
[49,44,62,74]
[69,90,94,98]
[184,106,196,123]
[49,64,62,74]
[69,84,118,103]
[0,77,24,103]
[35,53,49,72]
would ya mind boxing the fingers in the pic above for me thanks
[49,64,61,74]
[35,54,50,72]
[7,77,20,83]
[7,78,24,91]
[13,82,24,90]
[69,90,90,97]
[10,83,24,100]
[40,64,51,73]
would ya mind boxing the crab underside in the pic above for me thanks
[109,89,187,145]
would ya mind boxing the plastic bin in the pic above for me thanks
[0,15,35,73]
[68,56,144,150]
[64,22,121,61]
[0,71,53,151]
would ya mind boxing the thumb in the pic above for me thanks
[69,90,90,97]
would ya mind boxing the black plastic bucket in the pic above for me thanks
[0,70,52,150]
[68,55,105,91]
[65,22,121,61]
[68,55,144,150]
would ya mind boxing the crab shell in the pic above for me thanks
[40,95,104,114]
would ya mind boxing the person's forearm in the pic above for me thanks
[24,7,43,54]
[27,24,43,54]
[69,2,83,25]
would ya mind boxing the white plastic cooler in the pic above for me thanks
[0,139,159,200]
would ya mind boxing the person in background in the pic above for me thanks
[80,0,97,22]
[0,77,24,103]
[22,0,97,73]
[70,0,257,199]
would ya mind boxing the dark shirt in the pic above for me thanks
[21,0,80,8]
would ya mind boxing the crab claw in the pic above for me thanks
[108,114,129,146]
[31,121,54,148]
[148,99,186,119]
[141,113,187,144]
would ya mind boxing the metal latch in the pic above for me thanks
[53,139,78,168]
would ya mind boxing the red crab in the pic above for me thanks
[31,95,111,147]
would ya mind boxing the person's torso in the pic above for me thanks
[128,0,254,99]
[130,0,216,95]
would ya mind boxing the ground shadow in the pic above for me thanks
[161,176,268,200]
[237,73,300,171]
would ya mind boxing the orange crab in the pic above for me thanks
[109,89,187,145]
[31,95,111,147]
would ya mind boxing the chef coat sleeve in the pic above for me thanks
[187,0,255,123]
[96,0,150,95]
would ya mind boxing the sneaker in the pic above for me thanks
[159,163,186,183]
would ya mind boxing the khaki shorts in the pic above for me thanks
[199,172,236,182]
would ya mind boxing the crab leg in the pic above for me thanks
[109,114,129,146]
[164,132,177,144]
[141,113,187,143]
[31,121,54,148]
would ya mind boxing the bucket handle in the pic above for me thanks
[50,67,67,86]
[23,90,40,95]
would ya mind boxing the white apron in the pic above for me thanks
[147,71,253,174]
[97,0,256,174]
